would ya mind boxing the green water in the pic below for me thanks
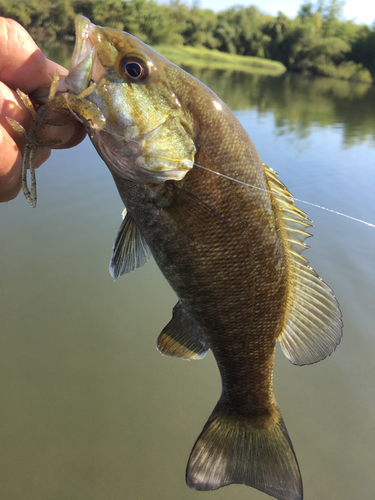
[1,66,375,500]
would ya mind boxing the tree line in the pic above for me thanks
[1,0,375,82]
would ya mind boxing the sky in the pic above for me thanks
[195,0,375,25]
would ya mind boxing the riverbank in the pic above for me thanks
[153,45,287,76]
[153,45,372,83]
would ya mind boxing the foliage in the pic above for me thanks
[0,0,75,41]
[316,60,372,82]
[180,5,219,49]
[0,0,374,83]
[214,6,272,57]
[350,25,375,77]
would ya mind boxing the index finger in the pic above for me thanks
[0,17,66,92]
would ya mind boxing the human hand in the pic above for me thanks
[0,17,86,202]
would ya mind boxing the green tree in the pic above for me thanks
[215,6,271,57]
[0,0,76,42]
[181,6,219,49]
[350,24,375,77]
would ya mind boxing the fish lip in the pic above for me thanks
[70,16,96,73]
[65,16,100,94]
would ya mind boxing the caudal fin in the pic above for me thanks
[186,403,303,500]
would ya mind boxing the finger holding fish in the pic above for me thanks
[7,70,106,206]
[0,17,87,203]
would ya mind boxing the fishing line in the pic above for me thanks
[194,163,375,229]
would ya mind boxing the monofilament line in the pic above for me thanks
[194,163,375,229]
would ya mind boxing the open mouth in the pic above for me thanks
[65,16,106,95]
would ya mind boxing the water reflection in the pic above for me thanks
[183,67,375,146]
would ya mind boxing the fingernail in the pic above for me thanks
[42,123,75,147]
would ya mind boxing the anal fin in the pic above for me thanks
[157,301,208,360]
[109,212,151,280]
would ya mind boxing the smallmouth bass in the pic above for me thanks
[17,16,343,500]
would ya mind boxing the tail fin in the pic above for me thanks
[186,403,303,500]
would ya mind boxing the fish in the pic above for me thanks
[14,15,343,500]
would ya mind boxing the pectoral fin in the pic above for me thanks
[264,165,343,365]
[157,301,208,360]
[109,212,151,280]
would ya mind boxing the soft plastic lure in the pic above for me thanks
[7,69,106,207]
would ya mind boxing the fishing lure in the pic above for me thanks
[7,69,106,207]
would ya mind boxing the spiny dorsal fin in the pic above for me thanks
[264,165,343,365]
[109,212,151,280]
[157,301,208,360]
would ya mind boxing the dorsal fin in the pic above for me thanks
[264,165,343,365]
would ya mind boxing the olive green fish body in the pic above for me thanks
[107,91,284,404]
[63,16,343,500]
[109,141,301,498]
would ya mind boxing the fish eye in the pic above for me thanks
[119,56,149,82]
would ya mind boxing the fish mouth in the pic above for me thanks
[64,16,105,94]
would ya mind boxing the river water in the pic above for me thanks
[1,65,375,500]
